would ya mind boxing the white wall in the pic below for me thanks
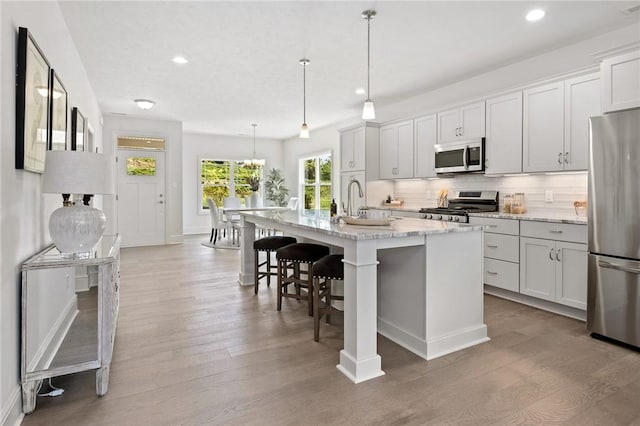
[182,132,284,235]
[281,24,640,208]
[102,116,184,244]
[0,2,103,425]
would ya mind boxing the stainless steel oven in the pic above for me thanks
[434,138,485,174]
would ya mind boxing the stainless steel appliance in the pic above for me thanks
[587,109,640,349]
[434,138,485,174]
[420,191,498,223]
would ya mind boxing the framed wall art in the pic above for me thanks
[71,107,85,151]
[16,27,51,173]
[48,70,68,151]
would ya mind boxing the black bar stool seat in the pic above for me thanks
[312,254,345,342]
[276,243,330,315]
[253,236,297,294]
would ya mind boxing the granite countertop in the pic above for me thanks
[240,210,483,241]
[468,211,587,225]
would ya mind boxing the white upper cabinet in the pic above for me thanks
[485,92,523,175]
[414,114,437,178]
[523,82,565,172]
[437,101,485,143]
[379,120,414,179]
[340,126,366,171]
[564,72,601,171]
[601,49,640,113]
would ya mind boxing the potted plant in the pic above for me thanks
[264,168,289,207]
[245,174,262,207]
[246,174,260,192]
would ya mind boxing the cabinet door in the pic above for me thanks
[564,73,600,171]
[379,124,397,179]
[523,81,565,172]
[520,237,556,301]
[459,101,485,139]
[395,120,414,178]
[555,242,587,309]
[351,127,366,171]
[601,50,640,113]
[340,130,354,170]
[341,171,366,213]
[437,108,460,143]
[414,114,437,178]
[485,92,522,175]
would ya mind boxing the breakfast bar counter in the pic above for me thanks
[238,211,488,384]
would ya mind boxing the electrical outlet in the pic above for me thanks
[545,190,554,203]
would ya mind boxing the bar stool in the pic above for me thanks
[253,236,297,294]
[312,254,344,342]
[276,243,330,316]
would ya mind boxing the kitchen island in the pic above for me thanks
[238,211,488,384]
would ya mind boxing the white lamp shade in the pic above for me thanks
[43,151,115,195]
[362,100,376,120]
[300,123,310,139]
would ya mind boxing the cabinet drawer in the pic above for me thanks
[520,221,586,244]
[469,216,519,235]
[485,233,519,262]
[484,258,519,292]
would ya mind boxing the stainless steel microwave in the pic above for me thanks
[434,138,485,174]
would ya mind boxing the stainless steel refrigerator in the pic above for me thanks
[587,109,640,348]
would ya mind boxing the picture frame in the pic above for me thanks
[15,27,51,173]
[71,107,86,151]
[48,69,68,151]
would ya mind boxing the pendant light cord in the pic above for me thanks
[303,62,306,124]
[367,15,371,101]
[252,124,257,158]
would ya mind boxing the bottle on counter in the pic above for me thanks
[330,199,337,217]
[503,193,513,213]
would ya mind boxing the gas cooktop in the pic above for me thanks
[419,191,499,223]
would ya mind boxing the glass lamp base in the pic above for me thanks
[49,204,106,254]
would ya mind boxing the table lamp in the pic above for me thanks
[42,151,115,255]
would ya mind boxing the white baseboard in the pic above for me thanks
[1,386,24,426]
[27,295,78,372]
[377,318,428,360]
[484,285,586,321]
[183,226,208,235]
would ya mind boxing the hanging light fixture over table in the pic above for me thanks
[244,124,265,168]
[362,9,376,120]
[299,58,310,138]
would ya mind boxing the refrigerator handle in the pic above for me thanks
[598,260,640,274]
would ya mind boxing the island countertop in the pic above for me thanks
[240,210,483,241]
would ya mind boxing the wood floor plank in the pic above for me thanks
[21,235,639,425]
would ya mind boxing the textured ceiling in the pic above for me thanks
[58,1,639,139]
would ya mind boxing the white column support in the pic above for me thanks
[238,216,256,286]
[337,239,385,383]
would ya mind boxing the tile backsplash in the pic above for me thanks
[392,173,587,215]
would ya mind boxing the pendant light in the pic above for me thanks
[362,10,376,120]
[299,58,310,138]
[244,124,265,168]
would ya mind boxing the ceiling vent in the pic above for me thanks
[621,4,640,15]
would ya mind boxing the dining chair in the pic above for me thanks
[206,198,225,244]
[222,196,242,245]
[287,197,299,210]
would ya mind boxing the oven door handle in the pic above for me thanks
[598,260,640,274]
[463,146,468,169]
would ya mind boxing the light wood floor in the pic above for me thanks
[22,235,639,425]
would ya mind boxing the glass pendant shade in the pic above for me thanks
[362,100,376,120]
[300,123,310,139]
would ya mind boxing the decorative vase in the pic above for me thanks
[249,192,262,208]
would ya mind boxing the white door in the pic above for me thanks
[437,108,460,143]
[520,237,556,301]
[340,130,354,170]
[379,124,397,179]
[459,101,486,139]
[116,149,165,247]
[485,92,523,175]
[395,120,414,178]
[564,73,600,171]
[555,242,588,309]
[414,114,437,178]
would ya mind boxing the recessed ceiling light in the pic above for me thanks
[526,9,545,22]
[172,56,188,64]
[134,99,155,110]
[355,88,366,95]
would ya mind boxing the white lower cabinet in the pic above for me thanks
[520,221,588,310]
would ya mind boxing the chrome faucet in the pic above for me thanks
[347,178,364,217]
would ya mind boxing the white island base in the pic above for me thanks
[238,212,488,383]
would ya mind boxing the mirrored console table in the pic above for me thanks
[20,235,121,414]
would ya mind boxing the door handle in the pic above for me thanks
[564,152,569,164]
[549,248,555,260]
[557,153,563,164]
[487,271,498,275]
[549,230,563,234]
[463,146,468,169]
[556,249,561,262]
[158,201,164,204]
[598,260,640,274]
[459,126,463,136]
[487,244,498,248]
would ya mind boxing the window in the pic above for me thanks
[301,153,332,211]
[200,159,263,210]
